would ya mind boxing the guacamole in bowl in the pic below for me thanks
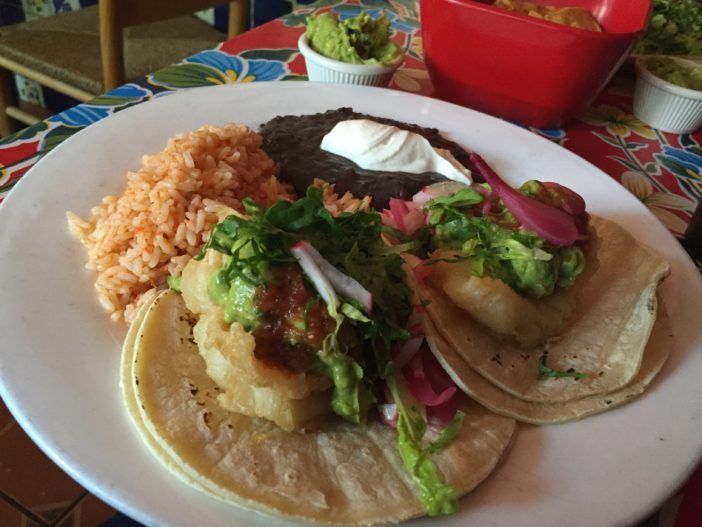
[305,11,402,66]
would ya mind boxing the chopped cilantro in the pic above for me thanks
[537,355,587,380]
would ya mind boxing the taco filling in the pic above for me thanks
[386,154,669,411]
[157,186,514,518]
[384,153,592,349]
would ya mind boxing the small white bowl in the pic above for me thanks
[633,55,702,134]
[298,34,404,87]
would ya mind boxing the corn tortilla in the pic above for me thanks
[423,303,672,424]
[124,290,517,525]
[120,289,222,497]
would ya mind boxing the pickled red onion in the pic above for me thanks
[469,153,580,247]
[388,198,424,236]
[403,350,457,408]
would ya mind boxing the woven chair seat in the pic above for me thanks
[0,5,224,95]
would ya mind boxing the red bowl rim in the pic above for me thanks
[424,0,649,39]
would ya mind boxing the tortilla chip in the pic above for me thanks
[494,0,602,31]
[424,302,672,424]
[412,216,670,403]
[125,290,516,525]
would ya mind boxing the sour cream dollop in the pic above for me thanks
[320,119,472,184]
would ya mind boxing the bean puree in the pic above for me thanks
[260,108,478,208]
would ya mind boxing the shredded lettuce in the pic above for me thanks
[197,187,411,422]
[537,355,587,380]
[387,370,464,515]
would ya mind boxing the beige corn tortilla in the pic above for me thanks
[413,216,670,404]
[423,302,672,424]
[120,289,221,497]
[125,289,517,526]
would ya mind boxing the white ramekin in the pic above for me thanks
[633,55,702,134]
[298,34,404,87]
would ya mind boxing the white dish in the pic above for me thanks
[0,82,701,527]
[633,55,702,134]
[298,34,402,87]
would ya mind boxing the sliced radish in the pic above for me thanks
[412,187,436,207]
[395,335,424,368]
[470,153,580,247]
[290,242,338,309]
[292,240,373,314]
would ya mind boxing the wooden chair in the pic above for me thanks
[0,0,248,136]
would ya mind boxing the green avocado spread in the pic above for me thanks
[305,11,401,66]
[646,56,702,91]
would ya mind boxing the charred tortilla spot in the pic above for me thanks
[647,296,656,314]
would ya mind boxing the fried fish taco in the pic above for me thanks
[121,187,516,524]
[382,154,670,413]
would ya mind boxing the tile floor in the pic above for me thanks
[0,397,117,526]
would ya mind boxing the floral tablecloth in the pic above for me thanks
[0,1,700,525]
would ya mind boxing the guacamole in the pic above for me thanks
[424,182,587,299]
[647,56,702,91]
[306,11,401,66]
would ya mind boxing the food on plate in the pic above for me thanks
[70,110,673,523]
[634,0,702,55]
[121,189,516,523]
[305,11,401,66]
[260,108,478,207]
[66,124,294,322]
[645,55,702,91]
[390,154,670,414]
[65,124,374,323]
[493,0,602,31]
[321,119,472,184]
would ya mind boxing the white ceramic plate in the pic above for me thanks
[1,83,701,527]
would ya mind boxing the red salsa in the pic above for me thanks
[252,265,336,373]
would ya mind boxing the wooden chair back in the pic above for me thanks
[99,0,246,90]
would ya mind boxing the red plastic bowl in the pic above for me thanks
[421,0,651,128]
